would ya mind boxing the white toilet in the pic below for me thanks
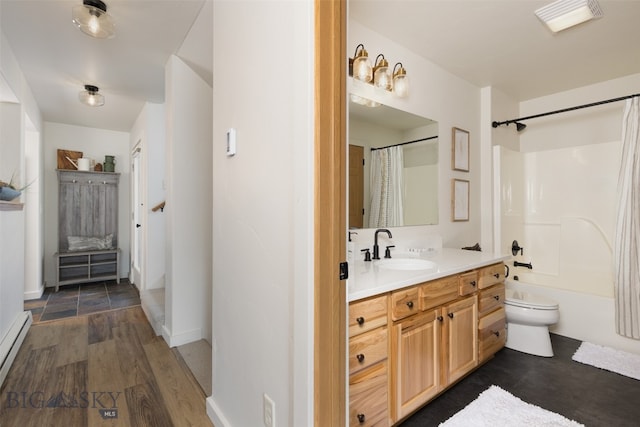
[504,286,560,357]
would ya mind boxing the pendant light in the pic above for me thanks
[79,85,105,107]
[72,0,115,39]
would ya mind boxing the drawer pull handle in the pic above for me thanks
[437,316,443,322]
[356,354,365,363]
[448,313,454,319]
[406,301,414,309]
[493,331,500,337]
[470,280,476,287]
[494,295,500,301]
[357,413,365,423]
[494,273,500,279]
[356,316,365,325]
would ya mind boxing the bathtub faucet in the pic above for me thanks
[514,260,533,269]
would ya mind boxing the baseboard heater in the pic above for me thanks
[0,311,33,387]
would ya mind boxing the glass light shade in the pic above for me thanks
[72,1,115,39]
[373,55,391,91]
[392,64,409,98]
[353,56,372,82]
[79,86,105,107]
[374,66,391,91]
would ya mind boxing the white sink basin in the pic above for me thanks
[376,258,437,271]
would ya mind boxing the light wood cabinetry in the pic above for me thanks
[441,295,478,386]
[349,295,390,427]
[390,308,441,421]
[349,262,506,426]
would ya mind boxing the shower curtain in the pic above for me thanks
[614,97,640,339]
[369,146,404,228]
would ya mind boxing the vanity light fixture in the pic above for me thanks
[72,0,115,39]
[350,44,373,83]
[79,84,105,107]
[349,45,410,99]
[392,63,409,98]
[535,0,603,33]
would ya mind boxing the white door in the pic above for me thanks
[131,145,143,287]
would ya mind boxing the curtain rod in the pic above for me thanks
[371,135,438,151]
[492,93,640,131]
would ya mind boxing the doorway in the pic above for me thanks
[131,143,143,288]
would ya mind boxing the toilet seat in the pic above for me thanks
[505,289,559,310]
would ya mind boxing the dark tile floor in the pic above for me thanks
[401,334,640,427]
[24,279,140,323]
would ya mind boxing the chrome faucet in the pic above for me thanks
[373,228,392,260]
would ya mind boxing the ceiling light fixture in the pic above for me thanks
[79,85,105,107]
[535,0,603,33]
[72,0,115,39]
[348,45,410,100]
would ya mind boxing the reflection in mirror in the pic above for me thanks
[349,100,438,229]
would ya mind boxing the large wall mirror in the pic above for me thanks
[349,100,439,229]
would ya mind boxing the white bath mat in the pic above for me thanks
[572,341,640,380]
[439,385,583,427]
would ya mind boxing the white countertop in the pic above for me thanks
[348,248,511,302]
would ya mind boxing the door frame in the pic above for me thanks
[314,0,347,425]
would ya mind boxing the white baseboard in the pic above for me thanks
[24,284,45,300]
[206,396,232,427]
[0,311,32,387]
[161,325,202,348]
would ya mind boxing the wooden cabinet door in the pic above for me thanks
[391,309,441,422]
[442,295,478,386]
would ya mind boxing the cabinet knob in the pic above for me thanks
[72,179,77,183]
[88,180,92,184]
[406,301,414,309]
[494,273,500,279]
[357,413,365,423]
[448,312,454,319]
[494,295,500,301]
[437,316,443,322]
[356,316,365,325]
[356,354,365,363]
[470,280,476,287]
[493,331,500,337]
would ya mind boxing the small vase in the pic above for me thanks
[0,186,21,201]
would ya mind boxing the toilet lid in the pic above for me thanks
[505,289,559,309]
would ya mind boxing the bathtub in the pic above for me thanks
[504,277,640,355]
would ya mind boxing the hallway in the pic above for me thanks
[0,306,212,426]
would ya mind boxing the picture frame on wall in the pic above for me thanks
[452,127,470,172]
[452,178,469,221]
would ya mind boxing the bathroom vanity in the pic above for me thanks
[348,250,509,426]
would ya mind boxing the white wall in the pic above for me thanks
[163,55,212,347]
[43,122,131,286]
[496,73,640,352]
[348,19,483,251]
[129,102,166,291]
[209,1,314,426]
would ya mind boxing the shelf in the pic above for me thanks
[55,248,120,291]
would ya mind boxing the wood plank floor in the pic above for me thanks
[0,307,213,427]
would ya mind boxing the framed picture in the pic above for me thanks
[452,127,470,172]
[452,179,469,221]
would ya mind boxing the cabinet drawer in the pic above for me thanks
[391,287,420,321]
[478,307,506,361]
[350,295,389,337]
[419,276,458,311]
[478,283,505,316]
[458,271,479,296]
[349,361,389,427]
[349,327,388,375]
[478,263,505,289]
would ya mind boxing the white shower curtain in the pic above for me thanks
[369,146,404,228]
[614,97,640,339]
